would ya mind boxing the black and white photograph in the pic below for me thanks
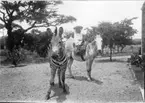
[0,0,144,102]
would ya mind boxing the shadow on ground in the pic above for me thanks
[67,75,103,85]
[8,64,27,68]
[46,84,70,103]
[95,59,127,63]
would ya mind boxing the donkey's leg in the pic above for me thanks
[61,68,67,93]
[67,57,74,78]
[46,67,57,100]
[50,67,57,86]
[57,69,62,88]
[86,58,94,81]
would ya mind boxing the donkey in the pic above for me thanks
[65,33,101,81]
[46,27,68,100]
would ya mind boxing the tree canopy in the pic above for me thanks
[0,0,76,51]
[0,1,76,32]
[83,27,98,43]
[96,17,137,61]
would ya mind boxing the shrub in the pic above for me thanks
[130,53,142,66]
[0,50,7,56]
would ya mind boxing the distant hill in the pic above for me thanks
[132,38,141,45]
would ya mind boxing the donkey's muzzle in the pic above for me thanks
[52,46,59,53]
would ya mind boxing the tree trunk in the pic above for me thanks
[7,33,14,52]
[120,45,125,53]
[102,47,104,55]
[117,46,120,53]
[6,22,14,52]
[6,22,18,66]
[110,47,112,61]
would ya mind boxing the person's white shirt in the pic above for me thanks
[73,32,83,45]
[73,28,87,45]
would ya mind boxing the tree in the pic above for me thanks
[35,28,53,57]
[22,33,37,52]
[21,28,53,57]
[0,1,76,52]
[97,22,115,61]
[83,27,98,43]
[113,17,137,52]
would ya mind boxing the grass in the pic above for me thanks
[102,45,141,57]
[0,49,50,66]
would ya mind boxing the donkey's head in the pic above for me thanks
[50,27,64,59]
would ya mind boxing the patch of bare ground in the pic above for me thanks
[0,56,143,102]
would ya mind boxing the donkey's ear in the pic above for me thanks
[59,27,63,38]
[54,27,57,36]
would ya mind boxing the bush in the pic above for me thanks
[0,50,7,56]
[130,53,142,66]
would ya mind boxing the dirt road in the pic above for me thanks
[0,56,143,102]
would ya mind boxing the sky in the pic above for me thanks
[0,0,144,39]
[57,0,144,39]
